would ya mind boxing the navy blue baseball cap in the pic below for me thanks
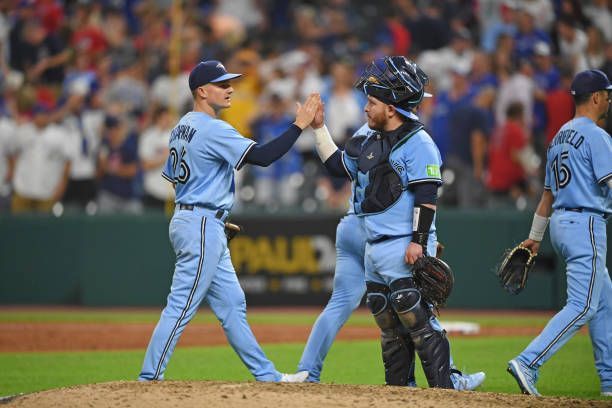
[188,60,242,91]
[570,69,612,96]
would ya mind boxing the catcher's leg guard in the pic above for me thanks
[366,281,416,386]
[389,278,453,389]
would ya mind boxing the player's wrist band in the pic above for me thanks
[412,205,435,247]
[528,213,549,242]
[313,124,337,161]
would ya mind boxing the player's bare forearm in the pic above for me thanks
[535,190,553,218]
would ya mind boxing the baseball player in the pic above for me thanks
[306,56,470,389]
[507,69,612,397]
[139,60,319,383]
[297,124,485,390]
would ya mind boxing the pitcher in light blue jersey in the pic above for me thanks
[139,60,319,383]
[507,69,612,397]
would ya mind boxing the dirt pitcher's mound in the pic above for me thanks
[2,381,608,408]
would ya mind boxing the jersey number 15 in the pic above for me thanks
[551,151,571,190]
[170,147,191,184]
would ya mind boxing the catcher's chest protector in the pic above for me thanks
[353,121,423,214]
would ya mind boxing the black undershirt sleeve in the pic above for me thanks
[243,124,302,167]
[411,182,438,205]
[323,149,351,179]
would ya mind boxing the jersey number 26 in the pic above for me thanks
[170,147,191,184]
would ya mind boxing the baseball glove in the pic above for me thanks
[413,256,454,310]
[496,244,536,295]
[224,222,242,242]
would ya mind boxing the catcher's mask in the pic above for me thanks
[354,56,432,118]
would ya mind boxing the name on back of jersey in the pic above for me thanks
[170,125,196,144]
[549,128,584,150]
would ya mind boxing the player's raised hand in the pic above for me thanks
[294,93,320,130]
[312,98,325,129]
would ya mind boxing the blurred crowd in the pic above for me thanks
[0,0,611,215]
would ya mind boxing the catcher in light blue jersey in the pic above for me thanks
[139,60,319,383]
[297,122,485,390]
[306,56,477,389]
[507,69,612,397]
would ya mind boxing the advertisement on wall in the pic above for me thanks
[229,215,342,305]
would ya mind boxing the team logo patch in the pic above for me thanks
[391,160,405,173]
[426,164,441,178]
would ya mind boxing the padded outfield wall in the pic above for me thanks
[0,210,609,309]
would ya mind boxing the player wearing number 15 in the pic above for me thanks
[138,60,318,382]
[507,69,612,397]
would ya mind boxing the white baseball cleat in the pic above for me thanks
[451,370,486,391]
[279,371,309,383]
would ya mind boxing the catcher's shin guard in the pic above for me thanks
[366,281,416,386]
[389,278,453,389]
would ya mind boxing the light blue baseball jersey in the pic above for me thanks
[544,116,612,214]
[342,126,443,243]
[161,111,255,210]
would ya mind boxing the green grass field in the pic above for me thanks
[0,309,603,399]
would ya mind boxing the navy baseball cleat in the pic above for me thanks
[279,371,309,383]
[507,359,541,396]
[451,369,486,391]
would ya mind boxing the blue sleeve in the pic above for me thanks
[406,137,443,186]
[589,130,612,184]
[341,150,357,180]
[162,154,174,184]
[207,120,256,169]
[544,151,552,190]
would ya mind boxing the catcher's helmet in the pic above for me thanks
[355,56,431,118]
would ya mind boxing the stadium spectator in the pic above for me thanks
[445,83,492,208]
[60,53,104,212]
[9,15,69,87]
[418,27,474,92]
[250,93,303,209]
[544,65,576,146]
[11,105,75,213]
[556,16,588,73]
[513,7,551,61]
[486,102,529,208]
[584,0,612,42]
[96,114,142,214]
[138,106,174,212]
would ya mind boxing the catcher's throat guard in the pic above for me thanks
[497,244,537,295]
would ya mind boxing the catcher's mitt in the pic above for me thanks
[496,244,536,295]
[413,256,454,310]
[224,222,242,242]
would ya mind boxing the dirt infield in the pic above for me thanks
[0,307,569,352]
[3,381,608,408]
[0,321,563,352]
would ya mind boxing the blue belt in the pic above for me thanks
[367,234,410,245]
[561,207,609,220]
[178,204,228,220]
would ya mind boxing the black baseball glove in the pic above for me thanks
[413,256,454,310]
[496,244,536,295]
[224,222,242,242]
